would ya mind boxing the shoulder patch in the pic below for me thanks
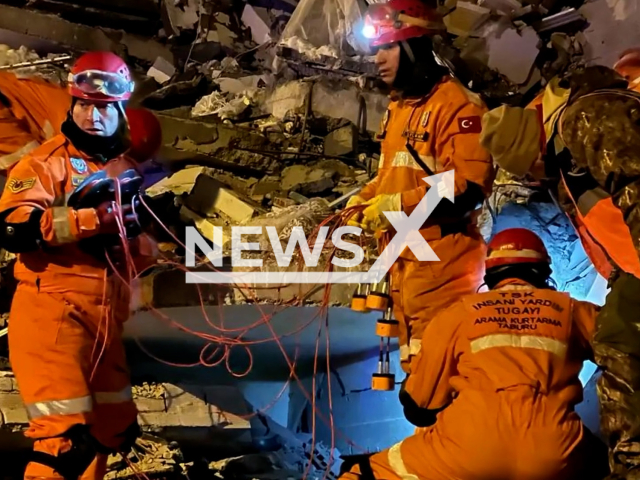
[70,157,88,174]
[6,177,36,193]
[71,175,86,187]
[458,116,482,134]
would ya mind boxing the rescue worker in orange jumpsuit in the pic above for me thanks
[339,228,609,480]
[0,51,159,480]
[480,66,640,478]
[614,48,640,93]
[346,0,495,373]
[0,70,70,173]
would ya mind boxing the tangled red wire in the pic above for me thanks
[96,180,374,478]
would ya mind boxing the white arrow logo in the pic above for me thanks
[185,171,454,284]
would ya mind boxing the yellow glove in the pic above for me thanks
[345,194,367,227]
[361,193,402,233]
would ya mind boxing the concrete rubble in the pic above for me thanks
[0,371,342,480]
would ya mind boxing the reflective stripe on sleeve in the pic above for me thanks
[0,141,39,170]
[51,206,75,244]
[399,339,422,362]
[388,442,419,480]
[399,345,410,362]
[391,151,437,172]
[94,386,133,404]
[409,338,421,355]
[25,395,92,420]
[470,334,567,356]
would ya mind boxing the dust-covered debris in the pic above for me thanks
[106,435,187,480]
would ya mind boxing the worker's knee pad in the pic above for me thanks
[29,424,112,480]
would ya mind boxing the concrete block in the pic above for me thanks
[0,393,28,425]
[186,174,256,223]
[0,376,15,392]
[251,176,281,196]
[324,125,357,157]
[135,397,166,413]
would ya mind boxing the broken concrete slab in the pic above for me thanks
[479,0,522,16]
[311,81,388,134]
[147,56,176,84]
[486,26,540,84]
[163,0,199,33]
[146,166,205,197]
[264,80,312,120]
[281,165,335,196]
[324,124,357,157]
[251,176,281,196]
[0,4,174,64]
[444,2,491,37]
[186,173,256,223]
[142,383,251,429]
[155,112,283,174]
[242,4,273,45]
[179,205,228,244]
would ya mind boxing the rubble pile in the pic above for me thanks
[106,435,188,480]
[0,45,69,84]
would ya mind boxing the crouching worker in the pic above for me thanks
[339,228,609,480]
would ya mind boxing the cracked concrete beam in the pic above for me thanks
[0,3,173,64]
[156,113,288,175]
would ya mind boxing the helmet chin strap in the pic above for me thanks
[400,40,416,64]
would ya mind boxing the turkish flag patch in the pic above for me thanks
[458,116,482,133]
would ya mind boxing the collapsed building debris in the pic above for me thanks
[0,371,342,480]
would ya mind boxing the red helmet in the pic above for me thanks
[363,0,444,47]
[125,107,162,162]
[486,228,550,271]
[68,51,134,102]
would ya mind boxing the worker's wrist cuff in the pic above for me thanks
[76,208,101,239]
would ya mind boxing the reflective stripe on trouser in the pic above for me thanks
[9,285,137,479]
[391,232,486,374]
[593,271,640,476]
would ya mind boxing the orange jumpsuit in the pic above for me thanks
[0,72,70,173]
[360,77,495,372]
[0,133,154,480]
[340,280,607,480]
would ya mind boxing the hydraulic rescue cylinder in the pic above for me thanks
[371,337,395,391]
[372,307,396,391]
[366,276,390,311]
[351,283,370,312]
[375,307,399,337]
